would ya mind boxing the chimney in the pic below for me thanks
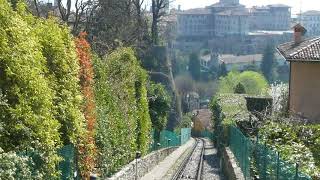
[293,24,307,44]
[178,5,181,11]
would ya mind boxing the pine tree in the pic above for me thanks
[219,62,228,77]
[234,83,246,94]
[188,52,201,81]
[261,44,275,82]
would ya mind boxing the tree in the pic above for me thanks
[89,0,149,56]
[219,62,228,77]
[234,83,246,94]
[148,83,171,132]
[218,71,269,95]
[261,44,276,82]
[188,53,201,81]
[151,0,169,45]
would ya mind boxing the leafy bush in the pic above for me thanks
[35,18,85,146]
[234,83,246,94]
[218,71,269,95]
[75,32,97,178]
[260,122,319,178]
[0,148,41,179]
[94,48,151,177]
[0,1,61,177]
[148,82,171,132]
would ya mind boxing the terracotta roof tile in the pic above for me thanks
[277,37,320,61]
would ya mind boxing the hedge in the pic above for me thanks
[94,48,151,177]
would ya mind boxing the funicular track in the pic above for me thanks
[172,138,205,180]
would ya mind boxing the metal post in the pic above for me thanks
[276,152,280,180]
[263,142,267,180]
[135,151,141,180]
[295,163,299,180]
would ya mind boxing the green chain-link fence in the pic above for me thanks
[58,144,77,179]
[255,137,312,180]
[228,126,312,180]
[149,128,191,151]
[229,126,252,179]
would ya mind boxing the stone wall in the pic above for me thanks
[222,147,245,180]
[108,147,177,180]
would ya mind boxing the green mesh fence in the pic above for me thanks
[149,128,191,151]
[228,126,312,180]
[180,128,191,145]
[58,144,76,180]
[255,138,312,180]
[229,126,252,180]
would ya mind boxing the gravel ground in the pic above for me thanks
[202,138,224,180]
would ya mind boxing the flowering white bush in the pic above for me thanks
[0,148,43,179]
[269,82,289,116]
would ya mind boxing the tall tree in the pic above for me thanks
[188,52,201,81]
[219,62,228,77]
[261,44,276,82]
[151,0,169,45]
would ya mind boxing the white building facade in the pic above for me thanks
[300,11,320,37]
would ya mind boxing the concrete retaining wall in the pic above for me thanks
[222,147,245,180]
[108,147,177,180]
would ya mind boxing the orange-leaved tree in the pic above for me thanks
[75,32,97,179]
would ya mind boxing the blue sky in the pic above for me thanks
[171,0,319,15]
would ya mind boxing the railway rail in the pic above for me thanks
[171,138,205,180]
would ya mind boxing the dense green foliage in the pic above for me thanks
[0,2,63,177]
[219,62,228,77]
[94,48,151,177]
[35,18,85,146]
[218,71,269,95]
[0,1,87,177]
[234,83,246,94]
[188,53,201,81]
[0,148,36,179]
[260,122,320,178]
[147,82,171,132]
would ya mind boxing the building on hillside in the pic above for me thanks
[249,4,291,31]
[175,1,292,54]
[277,24,320,123]
[299,11,320,37]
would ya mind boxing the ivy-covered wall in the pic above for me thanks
[94,48,151,177]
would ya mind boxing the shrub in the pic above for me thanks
[0,1,61,177]
[234,83,246,94]
[94,48,151,177]
[218,71,269,95]
[148,82,171,132]
[75,32,97,178]
[35,18,85,146]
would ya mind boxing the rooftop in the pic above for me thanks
[217,9,249,16]
[178,8,211,15]
[277,37,320,61]
[267,4,291,8]
[301,10,320,16]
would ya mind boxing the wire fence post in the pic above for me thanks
[276,152,280,180]
[262,142,267,180]
[295,163,299,180]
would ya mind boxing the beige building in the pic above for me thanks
[299,10,320,37]
[277,24,320,123]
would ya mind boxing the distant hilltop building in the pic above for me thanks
[299,11,320,37]
[249,4,291,31]
[177,0,290,38]
[175,0,292,54]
